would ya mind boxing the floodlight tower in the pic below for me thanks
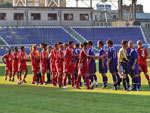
[13,0,27,6]
[132,0,137,22]
[45,0,61,7]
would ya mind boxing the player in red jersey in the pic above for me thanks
[137,40,150,85]
[12,47,19,82]
[50,43,59,86]
[40,44,48,85]
[56,44,64,87]
[31,45,39,84]
[18,46,28,84]
[76,42,100,89]
[2,49,13,81]
[63,41,78,88]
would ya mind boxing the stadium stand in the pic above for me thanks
[71,26,147,51]
[0,27,79,45]
[0,26,147,55]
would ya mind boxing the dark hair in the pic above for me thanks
[58,42,63,45]
[54,43,58,47]
[64,43,68,47]
[69,41,74,45]
[98,40,104,46]
[44,44,47,48]
[75,44,79,48]
[83,42,88,47]
[40,43,44,46]
[14,46,18,50]
[88,40,93,46]
[106,40,113,46]
[121,40,128,45]
[21,46,24,50]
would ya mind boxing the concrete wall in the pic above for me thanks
[0,7,93,26]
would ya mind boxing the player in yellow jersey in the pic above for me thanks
[114,40,129,91]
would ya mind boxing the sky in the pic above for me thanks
[67,0,150,13]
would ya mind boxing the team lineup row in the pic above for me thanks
[2,40,150,91]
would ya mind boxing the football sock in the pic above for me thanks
[132,78,136,89]
[85,76,90,89]
[138,75,141,85]
[47,72,51,82]
[93,75,97,82]
[122,78,127,90]
[135,77,140,90]
[145,74,150,81]
[103,76,108,87]
[116,74,121,86]
[90,75,94,84]
[72,75,75,87]
[126,75,130,87]
[112,74,117,85]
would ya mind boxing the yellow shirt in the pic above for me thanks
[118,48,128,63]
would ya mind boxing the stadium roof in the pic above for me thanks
[0,6,93,10]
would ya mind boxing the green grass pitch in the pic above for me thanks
[0,61,150,113]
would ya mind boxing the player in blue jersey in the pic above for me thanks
[128,41,140,91]
[106,40,120,88]
[87,41,98,88]
[98,40,108,89]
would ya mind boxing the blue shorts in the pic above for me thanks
[89,61,96,74]
[99,62,107,74]
[128,64,139,76]
[109,63,118,73]
[120,62,128,75]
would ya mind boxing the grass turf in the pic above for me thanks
[0,62,150,113]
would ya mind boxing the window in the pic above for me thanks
[0,13,6,20]
[113,15,117,20]
[64,14,73,21]
[48,13,57,20]
[146,24,150,28]
[14,13,24,20]
[31,13,41,20]
[80,14,89,21]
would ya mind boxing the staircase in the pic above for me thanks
[62,26,87,44]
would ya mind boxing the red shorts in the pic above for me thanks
[12,64,19,72]
[32,65,39,72]
[5,65,12,72]
[19,64,28,72]
[138,62,148,73]
[63,62,74,74]
[50,63,57,73]
[78,63,89,75]
[56,63,63,73]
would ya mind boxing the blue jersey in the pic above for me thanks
[128,48,138,64]
[99,47,107,63]
[87,48,95,63]
[107,47,117,65]
[127,48,131,60]
[99,47,107,73]
[127,48,139,75]
[74,48,80,60]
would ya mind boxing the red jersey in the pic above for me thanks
[12,51,19,65]
[56,50,64,64]
[137,46,148,62]
[40,50,48,67]
[19,52,27,65]
[64,48,73,64]
[50,49,57,63]
[31,50,39,67]
[3,53,13,67]
[78,49,88,65]
[78,49,89,75]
